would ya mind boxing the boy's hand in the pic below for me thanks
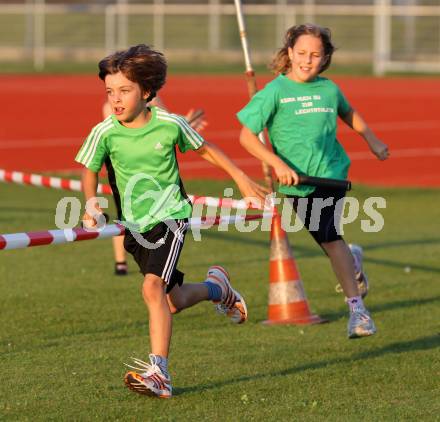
[81,205,106,229]
[368,138,389,160]
[274,159,299,186]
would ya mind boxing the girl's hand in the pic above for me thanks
[185,108,207,132]
[368,138,390,161]
[235,174,271,209]
[274,159,299,186]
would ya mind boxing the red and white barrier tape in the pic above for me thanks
[0,212,272,250]
[0,168,264,210]
[0,168,112,195]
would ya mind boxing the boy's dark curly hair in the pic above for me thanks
[98,44,167,102]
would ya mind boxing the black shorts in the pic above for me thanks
[123,219,188,293]
[287,186,347,245]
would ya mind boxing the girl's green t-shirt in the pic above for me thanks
[237,75,352,196]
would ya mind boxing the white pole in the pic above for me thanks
[404,0,416,58]
[304,0,315,24]
[234,0,274,191]
[153,0,164,51]
[276,0,287,49]
[209,0,220,52]
[374,0,391,76]
[105,5,117,54]
[25,0,34,58]
[117,0,128,49]
[33,0,45,71]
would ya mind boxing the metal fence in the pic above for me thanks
[0,0,439,74]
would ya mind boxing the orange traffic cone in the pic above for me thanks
[263,211,327,325]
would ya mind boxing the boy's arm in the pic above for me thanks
[81,168,104,228]
[341,109,389,161]
[239,126,299,186]
[195,141,270,206]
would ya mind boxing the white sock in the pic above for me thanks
[346,296,365,313]
[150,354,169,379]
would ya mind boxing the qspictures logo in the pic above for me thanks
[54,173,387,249]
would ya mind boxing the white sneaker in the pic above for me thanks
[348,308,377,339]
[206,265,248,324]
[349,244,369,298]
[124,355,172,398]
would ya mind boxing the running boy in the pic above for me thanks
[75,44,268,398]
[103,100,207,276]
[237,24,389,338]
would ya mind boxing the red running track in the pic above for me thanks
[0,75,439,187]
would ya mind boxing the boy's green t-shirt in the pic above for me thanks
[75,106,204,233]
[237,75,352,196]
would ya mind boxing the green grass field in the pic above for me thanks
[1,179,439,421]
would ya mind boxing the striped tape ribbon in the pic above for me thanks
[0,168,266,210]
[0,212,273,251]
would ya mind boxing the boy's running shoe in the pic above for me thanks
[348,309,377,339]
[349,244,369,298]
[206,265,248,324]
[124,355,172,398]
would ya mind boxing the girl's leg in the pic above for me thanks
[112,235,126,263]
[142,273,172,357]
[321,239,359,298]
[112,235,128,275]
[321,239,376,338]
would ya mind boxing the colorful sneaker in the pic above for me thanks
[206,265,248,324]
[349,244,369,298]
[348,308,377,339]
[124,355,172,398]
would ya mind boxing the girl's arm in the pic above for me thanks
[239,126,299,186]
[195,141,270,206]
[341,109,389,161]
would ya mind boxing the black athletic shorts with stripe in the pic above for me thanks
[287,186,347,245]
[123,219,188,293]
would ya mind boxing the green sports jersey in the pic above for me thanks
[75,106,204,232]
[237,75,352,196]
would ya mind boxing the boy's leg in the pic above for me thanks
[142,273,172,357]
[166,283,209,314]
[124,273,173,399]
[166,266,248,323]
[123,222,186,398]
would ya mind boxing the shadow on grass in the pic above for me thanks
[320,295,440,321]
[174,333,440,396]
[364,238,440,253]
[364,256,440,274]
